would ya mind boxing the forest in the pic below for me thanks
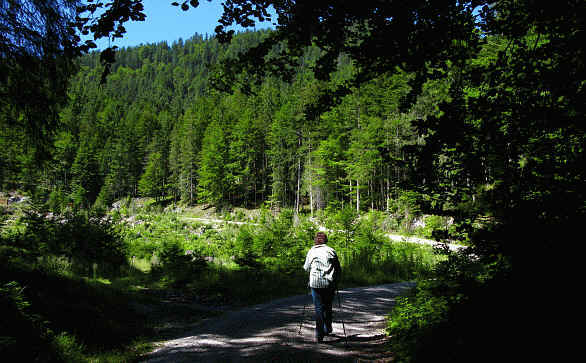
[2,30,434,213]
[1,0,583,362]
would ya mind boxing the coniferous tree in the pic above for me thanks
[197,121,228,205]
[138,151,166,202]
[70,139,101,208]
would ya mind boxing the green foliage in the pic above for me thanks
[386,283,451,362]
[0,1,581,362]
[0,281,84,362]
[197,121,228,205]
[2,193,443,360]
[0,0,82,154]
[1,206,127,278]
[139,151,167,200]
[417,215,450,240]
[52,333,87,363]
[0,268,149,361]
[3,29,430,215]
[388,190,423,233]
[334,205,358,247]
[0,281,59,361]
[229,207,439,285]
[387,271,513,362]
[119,212,184,260]
[156,239,207,287]
[233,226,261,268]
[70,140,102,208]
[47,189,69,214]
[331,215,438,285]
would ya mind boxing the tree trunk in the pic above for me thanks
[356,179,360,213]
[386,165,390,212]
[295,137,301,215]
[349,179,352,209]
[308,142,313,217]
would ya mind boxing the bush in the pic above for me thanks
[0,281,88,362]
[387,283,451,362]
[47,189,68,214]
[233,226,261,268]
[418,214,449,239]
[1,281,55,361]
[0,257,152,360]
[52,333,86,362]
[387,255,513,363]
[1,206,128,279]
[156,240,207,286]
[333,205,357,248]
[389,190,424,233]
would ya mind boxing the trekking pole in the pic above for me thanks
[337,288,348,347]
[298,288,310,335]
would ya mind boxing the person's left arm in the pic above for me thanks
[332,250,341,286]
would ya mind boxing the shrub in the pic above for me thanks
[2,207,128,278]
[1,281,50,360]
[389,190,424,233]
[386,283,451,362]
[156,240,207,286]
[52,332,86,362]
[418,214,449,239]
[47,189,68,214]
[334,205,357,248]
[387,257,513,363]
[233,226,261,268]
[0,281,86,362]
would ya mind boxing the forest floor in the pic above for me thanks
[141,282,415,362]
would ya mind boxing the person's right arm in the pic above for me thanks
[303,248,313,272]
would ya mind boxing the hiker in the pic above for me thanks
[303,231,341,343]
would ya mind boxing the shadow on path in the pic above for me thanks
[143,282,415,362]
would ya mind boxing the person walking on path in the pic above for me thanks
[303,232,342,343]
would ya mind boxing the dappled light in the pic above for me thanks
[145,283,414,362]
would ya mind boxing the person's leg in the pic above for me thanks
[311,288,326,342]
[323,287,334,335]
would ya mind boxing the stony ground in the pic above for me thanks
[143,282,415,362]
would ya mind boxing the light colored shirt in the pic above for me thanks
[303,244,341,288]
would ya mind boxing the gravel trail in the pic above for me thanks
[143,282,415,362]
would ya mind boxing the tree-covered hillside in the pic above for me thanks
[2,30,436,215]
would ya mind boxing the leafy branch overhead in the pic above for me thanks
[72,1,492,98]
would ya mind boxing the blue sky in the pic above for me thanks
[89,1,275,50]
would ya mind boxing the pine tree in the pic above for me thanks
[197,121,228,205]
[138,151,166,201]
[70,139,101,208]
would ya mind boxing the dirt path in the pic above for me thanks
[384,233,465,251]
[143,282,415,362]
[182,217,260,227]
